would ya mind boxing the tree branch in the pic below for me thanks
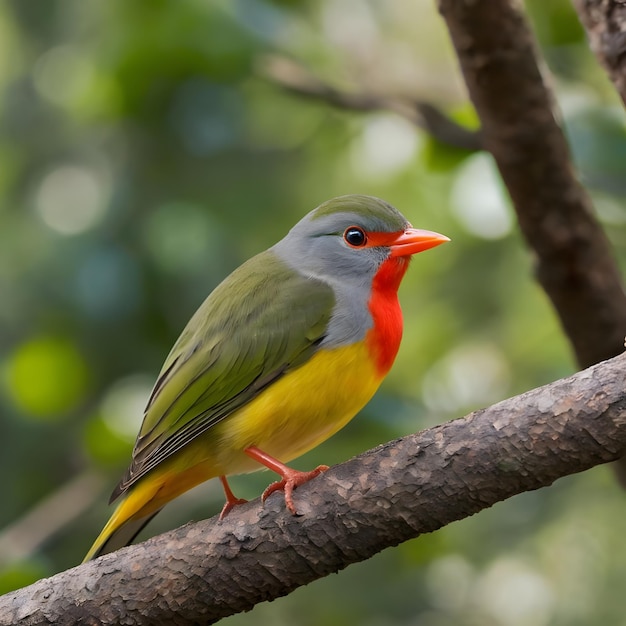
[259,56,483,151]
[2,354,625,626]
[438,0,626,370]
[574,0,626,106]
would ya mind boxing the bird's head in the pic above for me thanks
[273,194,449,290]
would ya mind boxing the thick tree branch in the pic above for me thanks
[438,0,626,370]
[2,354,625,626]
[259,56,483,150]
[574,0,626,106]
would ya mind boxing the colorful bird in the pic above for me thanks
[83,195,449,561]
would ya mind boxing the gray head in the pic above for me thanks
[272,194,449,346]
[273,194,447,286]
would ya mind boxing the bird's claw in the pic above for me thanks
[218,475,248,520]
[262,464,330,515]
[219,496,248,520]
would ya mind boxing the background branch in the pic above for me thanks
[259,55,483,150]
[574,0,626,106]
[438,0,626,373]
[2,354,625,626]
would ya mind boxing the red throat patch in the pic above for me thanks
[365,257,409,376]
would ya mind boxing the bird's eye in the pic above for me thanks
[344,226,367,247]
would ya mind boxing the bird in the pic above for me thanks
[83,194,449,561]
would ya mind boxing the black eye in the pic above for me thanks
[344,226,367,247]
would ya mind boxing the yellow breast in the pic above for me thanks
[208,340,383,475]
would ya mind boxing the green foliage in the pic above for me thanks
[1,0,626,624]
[0,562,48,597]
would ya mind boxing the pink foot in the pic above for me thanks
[245,445,329,515]
[261,465,330,515]
[218,475,248,520]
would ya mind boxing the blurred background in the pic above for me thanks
[1,0,626,624]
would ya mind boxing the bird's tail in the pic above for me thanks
[83,481,164,562]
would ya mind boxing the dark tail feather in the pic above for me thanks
[83,509,162,562]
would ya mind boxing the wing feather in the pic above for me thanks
[111,251,334,501]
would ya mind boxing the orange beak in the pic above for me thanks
[389,228,450,258]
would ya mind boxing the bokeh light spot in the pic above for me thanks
[351,113,421,180]
[422,342,510,414]
[477,558,555,626]
[35,164,108,235]
[83,417,133,468]
[5,336,89,419]
[451,153,513,239]
[33,45,94,108]
[426,554,474,613]
[99,375,153,441]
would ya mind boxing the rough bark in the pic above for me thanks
[438,0,626,369]
[575,0,626,106]
[1,354,625,626]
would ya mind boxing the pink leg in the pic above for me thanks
[219,475,248,520]
[245,445,329,515]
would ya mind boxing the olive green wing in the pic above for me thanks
[111,251,334,500]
